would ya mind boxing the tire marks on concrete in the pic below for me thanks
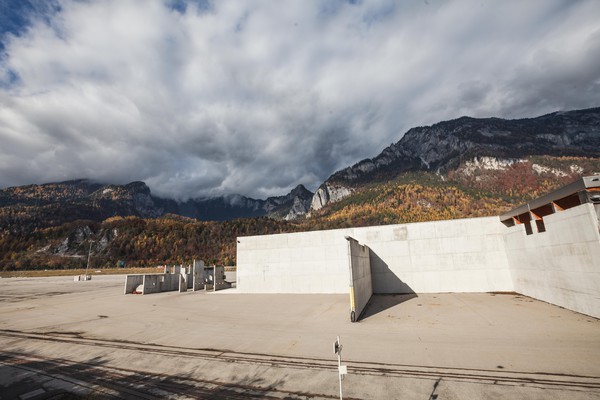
[1,328,599,397]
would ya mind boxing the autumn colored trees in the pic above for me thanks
[2,155,599,271]
[0,215,296,271]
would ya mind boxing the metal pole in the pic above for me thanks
[85,241,93,278]
[337,335,343,400]
[338,352,343,400]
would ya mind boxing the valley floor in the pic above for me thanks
[0,275,599,399]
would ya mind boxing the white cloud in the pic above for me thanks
[0,0,599,199]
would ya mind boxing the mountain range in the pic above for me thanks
[0,178,314,232]
[0,106,599,233]
[311,107,600,210]
[2,106,600,270]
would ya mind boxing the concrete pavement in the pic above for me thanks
[0,274,599,399]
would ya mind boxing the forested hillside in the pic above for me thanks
[0,215,294,270]
[2,105,600,271]
[2,154,598,271]
[307,155,600,229]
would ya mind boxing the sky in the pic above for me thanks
[0,0,599,200]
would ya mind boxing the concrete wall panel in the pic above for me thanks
[237,216,513,294]
[347,237,373,322]
[237,231,350,293]
[124,275,143,294]
[237,203,600,321]
[504,203,600,318]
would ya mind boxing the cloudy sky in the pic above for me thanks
[1,0,599,200]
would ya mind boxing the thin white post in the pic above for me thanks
[334,335,344,400]
[338,349,343,400]
[85,240,93,279]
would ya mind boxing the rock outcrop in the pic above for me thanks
[309,107,600,211]
[2,107,599,225]
[310,183,353,211]
[181,184,314,221]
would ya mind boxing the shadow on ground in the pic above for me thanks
[359,293,418,321]
[0,352,307,399]
[359,250,418,322]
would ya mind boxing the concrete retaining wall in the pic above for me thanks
[504,203,600,318]
[236,204,600,318]
[124,275,143,294]
[353,217,513,294]
[347,237,373,322]
[237,229,351,293]
[179,274,187,292]
[193,260,204,291]
[125,261,207,295]
[237,216,513,294]
[142,274,180,294]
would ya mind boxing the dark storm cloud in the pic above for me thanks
[0,0,599,199]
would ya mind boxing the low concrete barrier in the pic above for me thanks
[142,274,179,294]
[192,260,205,291]
[124,275,143,294]
[124,260,234,295]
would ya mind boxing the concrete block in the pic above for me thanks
[392,226,408,241]
[409,238,442,255]
[410,253,454,271]
[365,229,382,242]
[451,252,486,269]
[370,240,410,257]
[384,256,413,276]
[407,221,437,240]
[434,220,467,239]
[263,234,289,249]
[124,275,144,294]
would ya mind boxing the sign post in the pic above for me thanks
[333,336,347,400]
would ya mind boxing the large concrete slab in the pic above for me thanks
[505,203,600,318]
[0,275,599,399]
[237,216,514,294]
[237,203,600,319]
[347,236,373,322]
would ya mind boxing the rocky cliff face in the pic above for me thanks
[180,184,314,221]
[0,180,176,231]
[2,107,599,227]
[310,107,600,210]
[267,184,314,220]
[89,181,166,218]
[310,183,353,211]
